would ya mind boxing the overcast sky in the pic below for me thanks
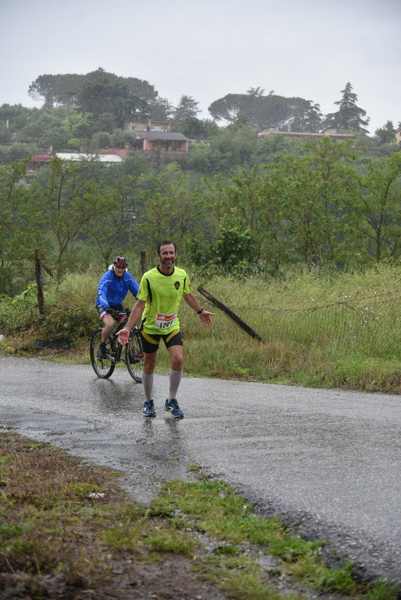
[1,0,400,133]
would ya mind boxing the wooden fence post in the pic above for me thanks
[198,286,263,342]
[140,251,147,275]
[34,249,45,318]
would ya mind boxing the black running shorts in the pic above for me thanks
[140,330,183,353]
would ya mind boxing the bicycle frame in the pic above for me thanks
[90,309,143,382]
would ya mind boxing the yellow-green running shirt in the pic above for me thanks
[137,266,191,335]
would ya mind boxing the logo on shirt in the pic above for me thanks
[174,281,180,290]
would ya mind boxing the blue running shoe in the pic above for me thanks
[165,398,184,419]
[143,400,156,418]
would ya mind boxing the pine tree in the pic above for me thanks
[173,95,200,123]
[324,82,369,133]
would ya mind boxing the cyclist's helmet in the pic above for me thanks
[113,256,128,270]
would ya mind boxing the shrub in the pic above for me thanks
[40,272,99,340]
[0,285,37,334]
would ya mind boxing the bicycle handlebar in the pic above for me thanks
[107,308,130,321]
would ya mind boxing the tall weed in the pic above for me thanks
[42,272,100,340]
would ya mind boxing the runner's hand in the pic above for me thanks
[117,328,130,345]
[199,310,214,326]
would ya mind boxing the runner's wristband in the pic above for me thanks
[197,308,204,314]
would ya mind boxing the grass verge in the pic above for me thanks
[0,430,399,600]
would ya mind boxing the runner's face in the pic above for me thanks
[159,244,176,269]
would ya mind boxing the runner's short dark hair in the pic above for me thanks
[157,240,176,253]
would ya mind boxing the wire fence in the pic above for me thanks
[200,287,401,359]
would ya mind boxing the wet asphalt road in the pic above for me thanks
[1,356,401,583]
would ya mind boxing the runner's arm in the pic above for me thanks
[184,293,213,326]
[117,300,146,345]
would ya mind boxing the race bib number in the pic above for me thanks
[155,312,177,329]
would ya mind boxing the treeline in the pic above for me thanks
[0,68,215,163]
[1,69,400,166]
[1,137,401,311]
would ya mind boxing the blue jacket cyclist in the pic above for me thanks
[96,256,139,358]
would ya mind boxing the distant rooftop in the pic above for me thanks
[31,153,51,162]
[98,148,129,158]
[258,128,355,139]
[138,131,188,142]
[56,152,123,163]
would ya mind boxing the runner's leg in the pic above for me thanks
[143,352,157,401]
[167,345,184,400]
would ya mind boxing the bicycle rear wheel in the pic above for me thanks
[125,329,143,383]
[90,330,116,379]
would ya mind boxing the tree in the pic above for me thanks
[77,69,148,128]
[324,82,369,133]
[254,139,360,270]
[135,164,205,255]
[173,95,200,123]
[289,101,322,133]
[214,220,256,272]
[208,94,243,124]
[357,152,401,262]
[0,159,54,309]
[375,121,397,144]
[28,74,84,107]
[172,95,211,139]
[28,70,157,109]
[0,104,31,130]
[0,162,23,293]
[246,87,265,98]
[29,159,119,282]
[208,92,322,132]
[148,97,174,121]
[0,126,12,144]
[86,190,123,268]
[91,131,112,150]
[177,117,217,139]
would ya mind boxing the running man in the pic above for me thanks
[96,256,139,359]
[118,241,213,419]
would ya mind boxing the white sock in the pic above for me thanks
[143,372,154,401]
[169,369,182,400]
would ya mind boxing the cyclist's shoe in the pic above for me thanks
[165,399,184,419]
[97,342,108,359]
[143,400,156,418]
[129,350,143,364]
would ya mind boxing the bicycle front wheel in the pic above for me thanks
[125,329,143,383]
[90,330,116,379]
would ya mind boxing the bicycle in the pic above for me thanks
[89,309,143,383]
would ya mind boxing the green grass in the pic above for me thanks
[150,476,399,599]
[365,579,400,600]
[144,526,197,556]
[1,431,399,600]
[4,262,401,392]
[178,263,401,391]
[195,554,303,600]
